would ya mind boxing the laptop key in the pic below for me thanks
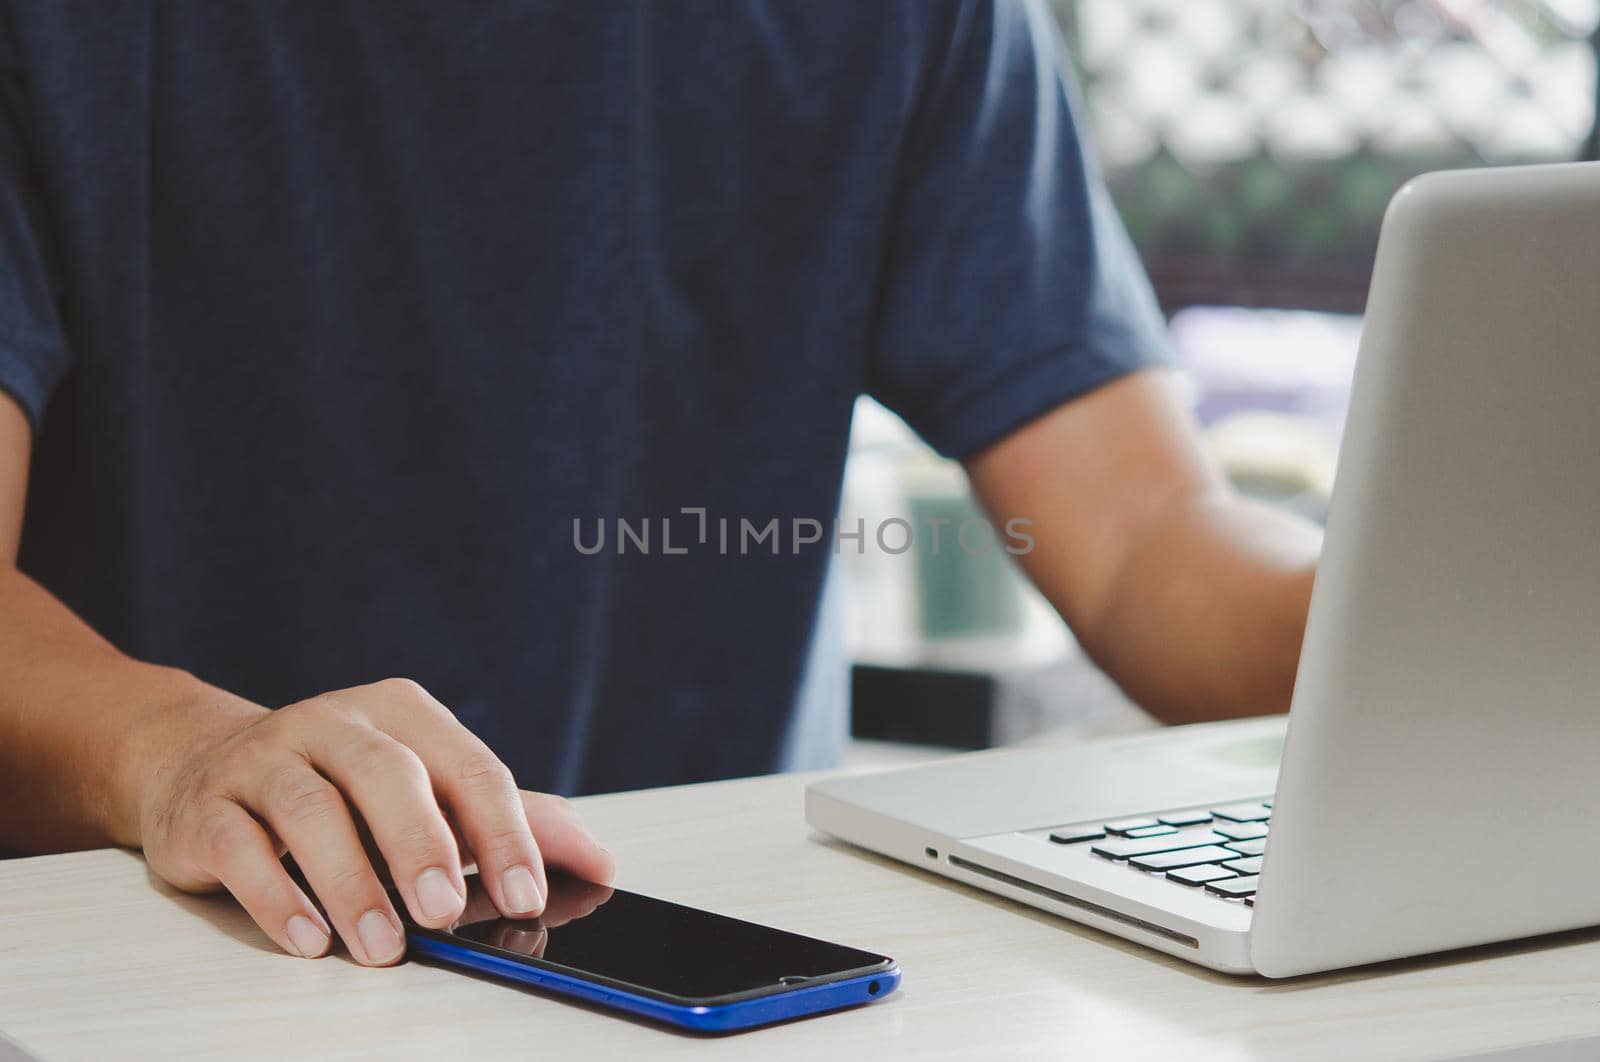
[1157,809,1213,827]
[1047,826,1106,845]
[1212,821,1269,842]
[1223,837,1267,857]
[1210,803,1272,823]
[1091,831,1226,861]
[1123,824,1178,838]
[1103,817,1160,836]
[1166,864,1236,886]
[1204,874,1260,898]
[1221,856,1263,875]
[1128,845,1237,872]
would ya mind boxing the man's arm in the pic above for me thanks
[965,370,1320,723]
[0,393,612,963]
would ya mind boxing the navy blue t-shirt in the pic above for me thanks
[0,1,1167,793]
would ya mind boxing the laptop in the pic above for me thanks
[807,161,1600,977]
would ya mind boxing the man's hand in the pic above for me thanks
[135,678,614,966]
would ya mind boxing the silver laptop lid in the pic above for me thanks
[1251,162,1600,976]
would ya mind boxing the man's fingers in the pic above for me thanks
[308,726,466,929]
[245,759,407,966]
[520,791,616,885]
[365,680,549,918]
[198,802,332,959]
[435,748,549,918]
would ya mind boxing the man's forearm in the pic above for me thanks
[964,372,1320,725]
[1082,492,1320,724]
[0,566,263,852]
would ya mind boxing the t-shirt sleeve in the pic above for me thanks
[0,45,70,430]
[867,0,1171,459]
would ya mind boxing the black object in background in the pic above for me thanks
[850,663,994,749]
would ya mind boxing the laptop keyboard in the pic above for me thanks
[1045,800,1273,905]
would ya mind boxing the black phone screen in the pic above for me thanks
[406,872,893,1004]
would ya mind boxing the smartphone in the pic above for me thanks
[400,872,900,1032]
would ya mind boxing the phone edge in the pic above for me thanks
[406,935,900,1032]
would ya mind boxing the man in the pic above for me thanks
[0,2,1319,967]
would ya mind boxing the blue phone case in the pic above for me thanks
[407,934,901,1032]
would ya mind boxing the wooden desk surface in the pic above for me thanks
[2,770,1599,1061]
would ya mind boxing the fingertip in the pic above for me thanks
[285,912,332,959]
[500,864,545,917]
[411,866,466,927]
[353,908,407,966]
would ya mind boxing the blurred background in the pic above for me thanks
[840,0,1600,764]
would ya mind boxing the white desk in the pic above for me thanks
[2,770,1599,1060]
